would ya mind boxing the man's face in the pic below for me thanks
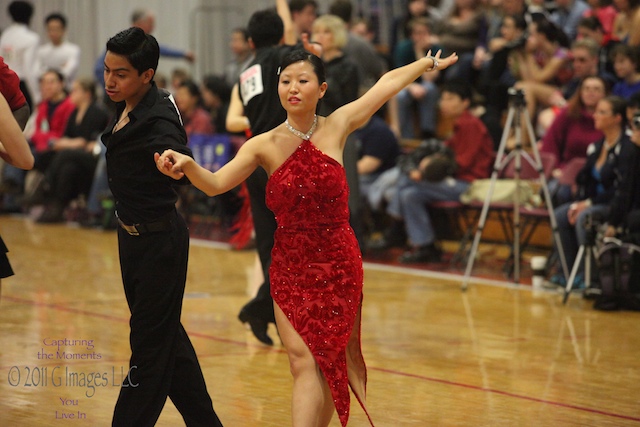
[294,5,317,34]
[229,31,250,56]
[439,91,468,119]
[46,19,65,45]
[103,51,152,103]
[571,47,597,78]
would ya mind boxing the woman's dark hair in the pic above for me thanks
[506,14,527,32]
[76,77,98,102]
[278,49,326,84]
[40,68,65,83]
[533,16,571,48]
[202,74,231,103]
[603,95,628,128]
[106,27,159,77]
[248,10,284,50]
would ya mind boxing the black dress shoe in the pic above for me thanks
[238,308,273,346]
[398,244,442,264]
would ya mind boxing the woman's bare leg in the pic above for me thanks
[275,303,335,427]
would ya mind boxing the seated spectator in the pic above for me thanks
[512,17,573,128]
[536,38,605,135]
[437,0,487,83]
[34,77,110,222]
[624,90,640,133]
[605,111,640,239]
[552,96,628,287]
[354,114,401,209]
[576,16,619,82]
[391,17,441,139]
[612,0,640,44]
[35,13,80,91]
[610,44,640,99]
[174,79,214,138]
[480,13,529,148]
[2,69,74,212]
[386,81,494,263]
[201,75,233,134]
[312,14,360,115]
[540,76,607,204]
[549,0,590,40]
[328,0,386,94]
[582,0,618,43]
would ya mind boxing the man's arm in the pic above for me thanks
[226,84,251,134]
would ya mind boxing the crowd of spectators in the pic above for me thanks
[2,0,640,283]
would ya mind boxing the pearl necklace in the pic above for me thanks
[285,115,317,140]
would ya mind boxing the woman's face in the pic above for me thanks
[69,81,88,105]
[278,60,326,113]
[580,78,606,108]
[174,86,197,115]
[39,72,64,101]
[312,25,336,52]
[500,16,522,42]
[593,99,618,131]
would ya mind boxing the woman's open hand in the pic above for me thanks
[425,50,459,72]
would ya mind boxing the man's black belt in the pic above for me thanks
[116,211,174,236]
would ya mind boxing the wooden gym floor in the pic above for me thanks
[0,216,639,426]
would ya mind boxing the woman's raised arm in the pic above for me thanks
[332,50,458,136]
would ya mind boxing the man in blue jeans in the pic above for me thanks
[389,81,494,263]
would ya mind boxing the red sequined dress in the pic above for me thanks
[266,139,373,426]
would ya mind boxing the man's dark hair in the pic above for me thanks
[106,27,160,76]
[440,80,473,102]
[233,27,250,42]
[247,10,284,50]
[289,0,318,13]
[8,1,33,25]
[45,12,67,28]
[329,0,353,24]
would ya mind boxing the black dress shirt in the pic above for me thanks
[101,82,191,224]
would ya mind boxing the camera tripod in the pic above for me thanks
[562,213,599,303]
[461,88,569,290]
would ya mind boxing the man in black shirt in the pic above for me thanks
[101,27,223,426]
[228,6,309,346]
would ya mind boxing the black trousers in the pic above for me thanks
[112,211,223,427]
[241,167,277,323]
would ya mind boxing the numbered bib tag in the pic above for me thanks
[240,64,264,106]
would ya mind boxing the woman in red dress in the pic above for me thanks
[156,49,458,426]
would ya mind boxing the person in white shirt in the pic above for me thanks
[35,13,80,93]
[0,1,39,109]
